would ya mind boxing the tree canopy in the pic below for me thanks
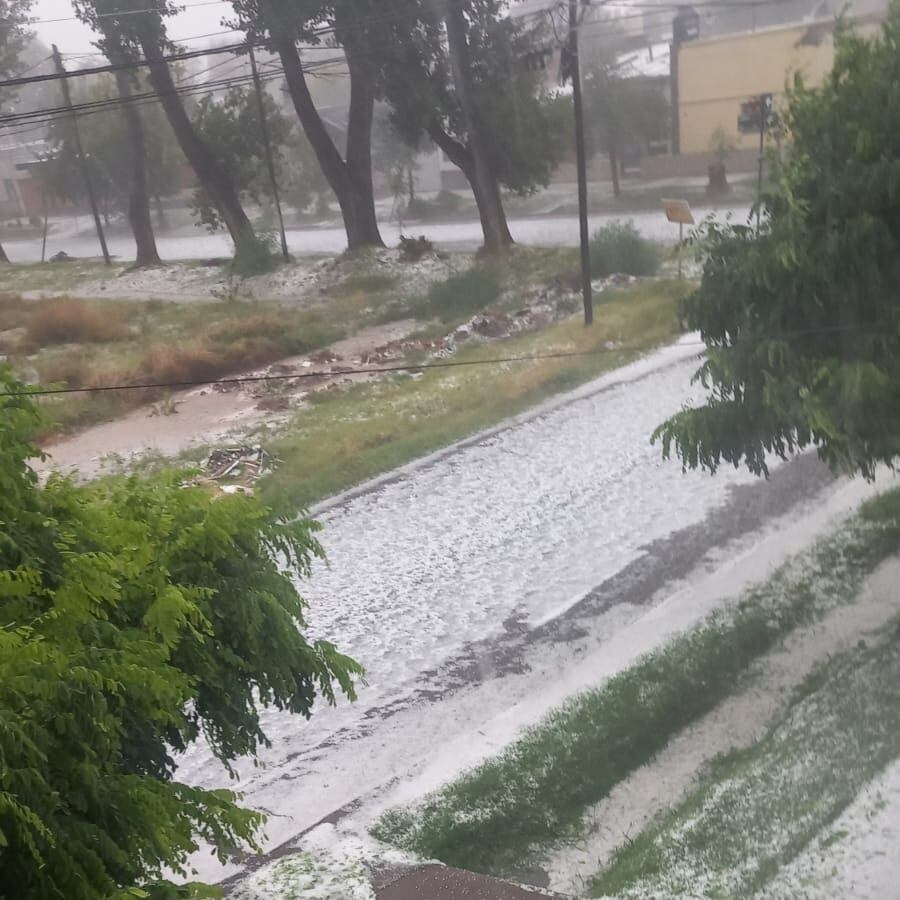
[654,6,900,479]
[0,367,362,898]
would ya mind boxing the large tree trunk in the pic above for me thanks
[136,18,252,244]
[443,1,513,254]
[427,124,513,252]
[344,43,384,248]
[0,241,9,264]
[111,52,161,267]
[608,147,621,198]
[274,35,382,250]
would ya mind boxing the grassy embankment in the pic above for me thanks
[593,578,900,898]
[0,249,576,437]
[371,489,900,879]
[256,275,687,509]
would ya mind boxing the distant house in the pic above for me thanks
[673,1,887,155]
[0,139,48,223]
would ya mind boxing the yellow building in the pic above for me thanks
[675,13,883,155]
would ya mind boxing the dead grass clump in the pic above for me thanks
[28,298,128,346]
[142,343,224,385]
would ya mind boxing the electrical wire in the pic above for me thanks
[1,324,892,399]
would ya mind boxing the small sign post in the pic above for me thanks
[662,199,695,279]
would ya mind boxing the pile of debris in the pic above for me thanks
[204,445,274,489]
[362,336,450,365]
[592,272,638,292]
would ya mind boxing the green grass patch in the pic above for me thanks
[258,279,687,510]
[371,489,900,876]
[0,259,124,293]
[407,266,504,324]
[592,585,900,897]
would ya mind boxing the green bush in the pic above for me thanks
[0,367,361,899]
[411,266,503,323]
[589,221,661,278]
[230,228,281,278]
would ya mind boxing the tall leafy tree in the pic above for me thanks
[378,0,568,253]
[584,62,669,197]
[73,0,255,248]
[0,0,33,264]
[0,366,362,898]
[230,0,384,250]
[46,72,182,260]
[191,84,293,231]
[654,7,900,479]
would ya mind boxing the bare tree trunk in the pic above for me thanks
[443,1,513,254]
[136,17,252,244]
[344,44,383,248]
[427,124,513,252]
[609,147,621,198]
[111,51,161,267]
[274,35,382,250]
[0,241,9,264]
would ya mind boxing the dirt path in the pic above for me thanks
[544,558,900,895]
[37,320,420,479]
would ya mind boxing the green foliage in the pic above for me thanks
[410,266,502,322]
[379,0,570,197]
[655,6,900,478]
[0,366,361,898]
[44,72,183,218]
[229,228,281,278]
[191,86,292,232]
[373,489,900,874]
[589,221,661,277]
[0,0,32,85]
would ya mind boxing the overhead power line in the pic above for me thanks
[1,324,892,399]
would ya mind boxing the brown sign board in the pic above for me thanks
[662,199,695,225]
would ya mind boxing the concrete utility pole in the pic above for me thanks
[52,44,111,265]
[249,45,289,262]
[568,0,593,326]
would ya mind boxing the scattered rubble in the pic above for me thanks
[592,272,638,292]
[205,445,274,485]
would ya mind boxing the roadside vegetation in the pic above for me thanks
[590,221,662,278]
[0,366,362,899]
[593,607,900,898]
[0,292,344,434]
[372,488,900,876]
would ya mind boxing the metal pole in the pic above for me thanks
[52,45,110,265]
[756,102,764,233]
[41,181,49,263]
[569,0,593,326]
[678,220,683,280]
[249,45,289,262]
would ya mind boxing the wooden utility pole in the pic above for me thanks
[568,0,593,325]
[51,45,111,265]
[249,45,289,261]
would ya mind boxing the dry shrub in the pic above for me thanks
[28,298,128,346]
[37,351,92,388]
[142,343,224,385]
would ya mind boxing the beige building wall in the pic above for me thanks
[676,17,881,155]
